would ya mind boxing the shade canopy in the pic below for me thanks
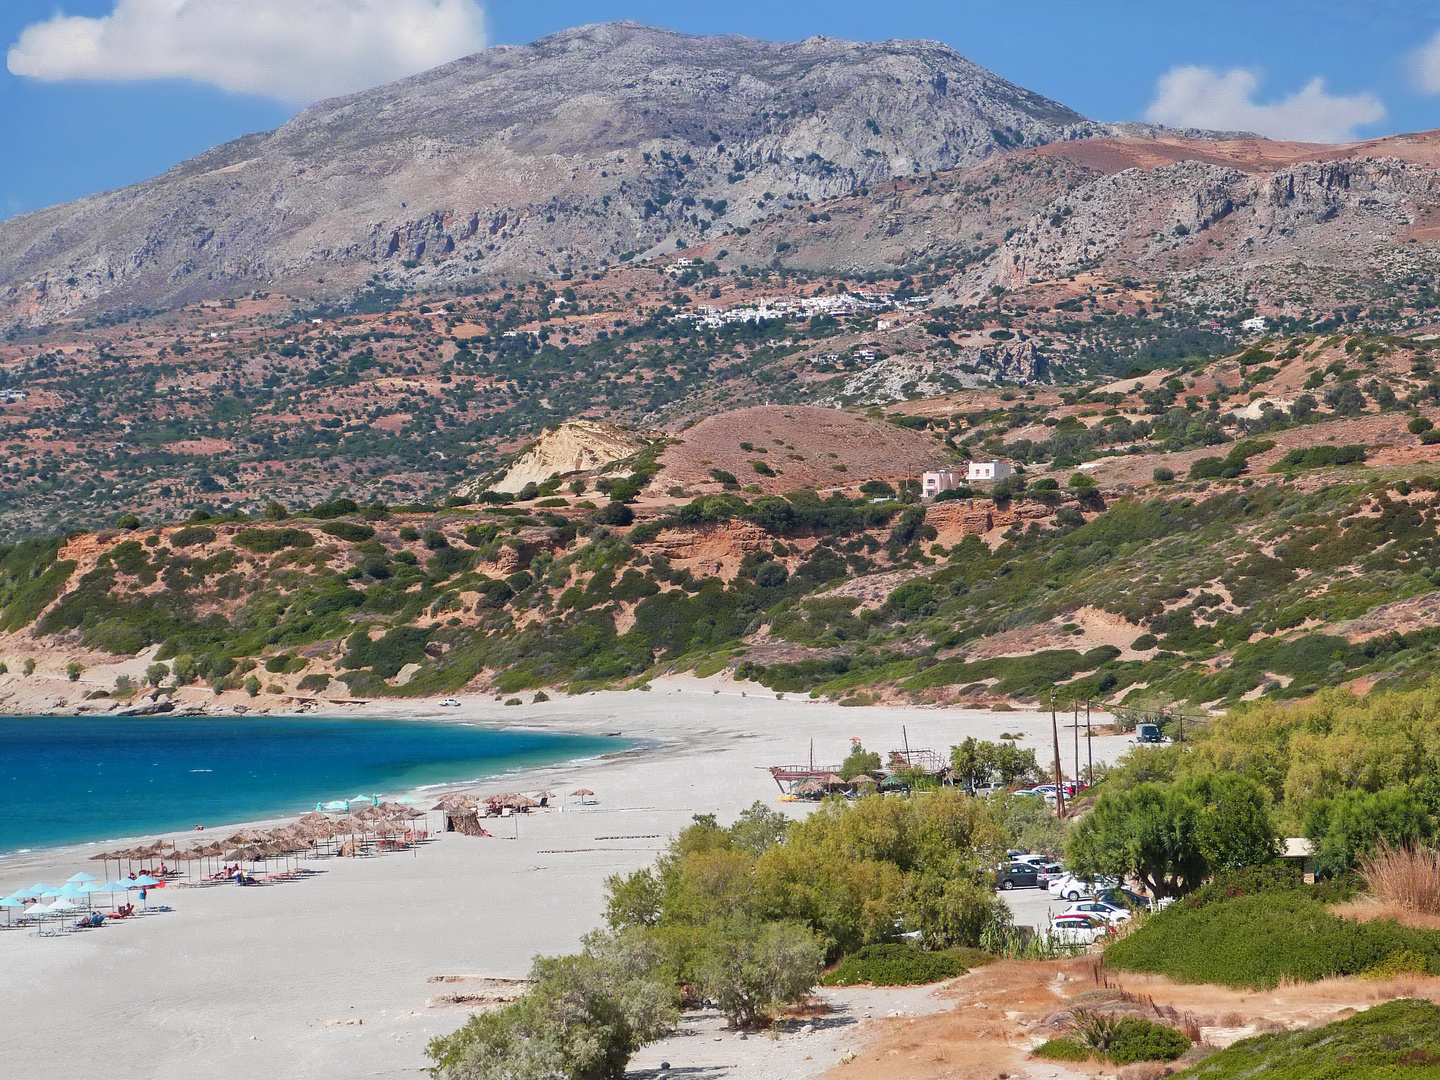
[132,875,161,887]
[67,872,96,883]
[0,896,26,909]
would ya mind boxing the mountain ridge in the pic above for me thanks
[0,21,1113,324]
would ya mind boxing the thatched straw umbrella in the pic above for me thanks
[570,788,596,805]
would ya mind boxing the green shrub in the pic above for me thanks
[321,521,376,543]
[234,528,315,554]
[297,673,331,693]
[169,527,215,548]
[1106,881,1440,988]
[1169,998,1440,1079]
[309,497,360,519]
[1077,1014,1191,1065]
[1269,444,1366,471]
[823,943,971,987]
[1033,1037,1091,1062]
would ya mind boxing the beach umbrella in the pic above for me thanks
[67,872,96,884]
[0,894,24,926]
[91,881,129,910]
[18,883,53,899]
[570,788,595,804]
[130,874,161,907]
[299,812,327,826]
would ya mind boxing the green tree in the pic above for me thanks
[1180,771,1279,871]
[428,931,676,1080]
[696,916,823,1028]
[66,661,83,682]
[1068,783,1207,898]
[728,801,792,855]
[1304,788,1434,878]
[145,662,170,687]
[839,740,882,781]
[950,736,1001,791]
[986,790,1071,855]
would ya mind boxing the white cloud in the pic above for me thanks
[1145,66,1384,143]
[6,0,487,105]
[1410,31,1440,94]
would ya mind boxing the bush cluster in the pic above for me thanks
[822,943,975,987]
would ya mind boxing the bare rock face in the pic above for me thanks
[832,337,1052,403]
[471,420,652,495]
[956,155,1440,304]
[0,22,1101,324]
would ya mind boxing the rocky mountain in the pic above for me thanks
[0,21,1108,325]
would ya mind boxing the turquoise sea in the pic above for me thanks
[0,715,618,854]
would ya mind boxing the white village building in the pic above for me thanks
[966,461,1014,482]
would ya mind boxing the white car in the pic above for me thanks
[1048,873,1120,902]
[1047,913,1110,945]
[438,698,462,708]
[1064,899,1132,925]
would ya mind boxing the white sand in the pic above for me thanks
[0,680,1131,1079]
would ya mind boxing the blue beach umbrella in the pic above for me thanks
[132,874,161,908]
[0,894,25,926]
[67,873,96,884]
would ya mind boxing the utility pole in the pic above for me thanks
[1051,691,1066,818]
[1073,699,1080,794]
[1086,699,1093,784]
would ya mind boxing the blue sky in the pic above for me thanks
[3,1,1439,220]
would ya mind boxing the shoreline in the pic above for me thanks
[0,706,647,863]
[0,678,1135,1079]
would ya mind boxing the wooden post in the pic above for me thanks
[1051,692,1066,818]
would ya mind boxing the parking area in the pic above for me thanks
[999,883,1070,930]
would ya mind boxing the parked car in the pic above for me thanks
[995,862,1041,890]
[1048,912,1110,945]
[974,782,1006,797]
[1012,852,1052,867]
[1096,887,1152,911]
[1048,873,1120,902]
[1034,861,1066,886]
[439,698,462,707]
[1064,899,1132,925]
[1136,722,1164,743]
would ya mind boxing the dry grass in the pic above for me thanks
[1359,842,1440,915]
[1332,897,1440,931]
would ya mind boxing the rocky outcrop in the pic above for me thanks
[469,420,652,495]
[962,156,1440,303]
[834,337,1055,402]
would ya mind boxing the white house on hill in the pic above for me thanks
[966,461,1014,482]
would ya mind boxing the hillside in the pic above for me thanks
[8,319,1440,715]
[0,21,1104,324]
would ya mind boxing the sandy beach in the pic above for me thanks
[0,679,1132,1079]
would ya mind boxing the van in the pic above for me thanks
[1136,723,1163,743]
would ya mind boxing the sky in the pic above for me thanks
[2,1,1439,220]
